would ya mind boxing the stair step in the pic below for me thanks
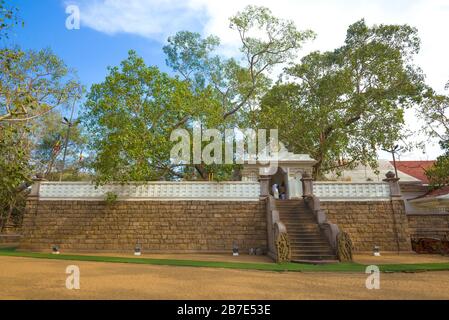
[290,244,332,249]
[284,221,318,224]
[290,247,332,251]
[276,201,305,203]
[275,200,337,263]
[280,211,313,214]
[292,256,337,261]
[292,248,334,252]
[281,214,314,216]
[276,205,306,208]
[281,212,310,215]
[281,220,319,228]
[286,228,321,232]
[292,248,334,255]
[292,254,336,258]
[284,221,317,224]
[288,233,323,237]
[290,240,330,245]
[284,222,318,226]
[285,222,318,224]
[285,222,317,225]
[277,206,307,208]
[290,237,325,241]
[281,215,315,218]
[291,239,325,242]
[282,220,316,222]
[277,207,308,209]
[288,230,322,234]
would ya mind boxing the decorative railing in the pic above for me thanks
[38,181,260,201]
[313,182,390,200]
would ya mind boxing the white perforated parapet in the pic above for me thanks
[313,182,391,201]
[38,182,261,201]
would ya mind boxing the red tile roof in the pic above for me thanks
[390,161,435,184]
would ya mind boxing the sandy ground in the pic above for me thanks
[353,252,449,264]
[1,256,449,300]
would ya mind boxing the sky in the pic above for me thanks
[9,0,449,160]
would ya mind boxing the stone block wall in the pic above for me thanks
[0,234,21,246]
[320,201,411,252]
[20,199,267,253]
[408,214,449,239]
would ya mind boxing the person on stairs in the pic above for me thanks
[279,182,286,200]
[271,183,279,199]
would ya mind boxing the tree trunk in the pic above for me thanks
[313,157,324,180]
[0,203,14,233]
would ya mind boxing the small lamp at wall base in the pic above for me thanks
[232,243,239,256]
[134,243,142,256]
[373,246,381,257]
[52,245,60,255]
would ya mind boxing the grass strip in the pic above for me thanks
[1,248,449,273]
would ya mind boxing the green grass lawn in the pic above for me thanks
[1,247,449,273]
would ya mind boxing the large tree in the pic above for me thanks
[85,6,314,183]
[163,5,314,123]
[419,81,449,142]
[32,110,87,180]
[0,3,81,229]
[82,51,221,183]
[425,141,449,188]
[421,81,449,188]
[255,19,425,178]
[0,0,21,40]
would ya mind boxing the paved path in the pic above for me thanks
[1,256,449,299]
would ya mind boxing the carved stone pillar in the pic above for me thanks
[259,175,271,198]
[300,172,314,197]
[29,176,47,200]
[383,171,402,200]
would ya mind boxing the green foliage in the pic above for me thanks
[255,19,425,178]
[83,51,222,184]
[104,192,118,205]
[0,0,22,40]
[0,48,81,122]
[419,80,449,189]
[426,140,449,188]
[0,123,31,230]
[32,110,87,179]
[0,4,81,227]
[86,5,313,183]
[163,5,314,121]
[419,81,449,142]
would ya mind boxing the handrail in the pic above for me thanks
[266,195,291,262]
[303,194,340,251]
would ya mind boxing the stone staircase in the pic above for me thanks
[276,199,337,263]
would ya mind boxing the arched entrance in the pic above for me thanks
[270,167,288,199]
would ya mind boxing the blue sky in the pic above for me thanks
[12,0,175,88]
[8,0,449,159]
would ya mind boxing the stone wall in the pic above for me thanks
[20,199,267,253]
[408,214,449,240]
[320,201,411,252]
[0,234,21,246]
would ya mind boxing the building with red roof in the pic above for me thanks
[390,161,435,185]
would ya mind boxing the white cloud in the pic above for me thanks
[71,0,449,159]
[71,0,208,41]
